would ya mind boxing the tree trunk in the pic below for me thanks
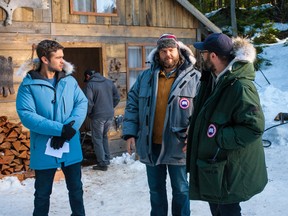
[231,0,238,37]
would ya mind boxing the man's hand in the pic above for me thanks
[182,138,188,153]
[61,121,76,141]
[50,136,66,150]
[126,137,136,155]
[182,144,187,153]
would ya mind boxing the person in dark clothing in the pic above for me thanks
[83,70,120,171]
[186,33,268,216]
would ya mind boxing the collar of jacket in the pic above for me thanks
[88,73,106,82]
[28,70,66,81]
[160,68,177,78]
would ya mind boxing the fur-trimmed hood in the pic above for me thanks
[147,41,197,66]
[232,37,256,63]
[217,36,257,81]
[16,58,74,78]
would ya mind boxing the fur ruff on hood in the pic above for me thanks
[232,37,256,63]
[215,37,257,79]
[212,36,257,76]
[147,41,197,66]
[16,58,74,78]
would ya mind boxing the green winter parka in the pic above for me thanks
[186,37,268,204]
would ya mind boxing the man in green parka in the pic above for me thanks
[186,33,268,216]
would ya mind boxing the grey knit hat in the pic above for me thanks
[157,33,178,50]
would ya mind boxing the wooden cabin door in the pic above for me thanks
[64,48,102,89]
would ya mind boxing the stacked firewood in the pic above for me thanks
[0,116,32,179]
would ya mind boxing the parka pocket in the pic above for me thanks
[138,87,151,123]
[197,159,227,199]
[171,126,187,143]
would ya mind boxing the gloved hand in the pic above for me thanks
[0,56,15,97]
[61,121,76,141]
[50,136,66,150]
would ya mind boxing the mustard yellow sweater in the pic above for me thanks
[152,70,176,144]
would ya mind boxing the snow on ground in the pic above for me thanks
[1,38,288,216]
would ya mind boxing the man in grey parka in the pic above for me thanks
[122,34,201,216]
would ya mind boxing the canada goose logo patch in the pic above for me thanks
[207,124,217,138]
[179,98,190,109]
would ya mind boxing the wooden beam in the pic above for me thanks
[139,0,146,26]
[43,0,52,22]
[51,23,195,39]
[52,0,61,23]
[60,0,70,23]
[176,0,221,33]
[125,0,133,25]
[0,22,51,34]
[156,0,164,27]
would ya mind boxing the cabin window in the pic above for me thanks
[70,0,117,16]
[127,45,155,90]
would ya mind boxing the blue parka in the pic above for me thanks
[122,42,201,166]
[16,61,88,170]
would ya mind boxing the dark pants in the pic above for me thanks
[33,162,85,216]
[209,202,241,216]
[146,144,190,216]
[90,117,113,166]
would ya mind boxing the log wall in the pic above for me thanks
[0,0,199,124]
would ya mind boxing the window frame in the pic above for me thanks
[126,43,155,91]
[69,0,118,16]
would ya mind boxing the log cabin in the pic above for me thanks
[0,0,221,157]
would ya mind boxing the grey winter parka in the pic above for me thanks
[122,42,201,166]
[186,37,268,204]
[83,73,120,119]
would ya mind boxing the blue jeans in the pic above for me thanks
[146,145,190,216]
[33,162,85,216]
[90,117,113,166]
[209,202,241,216]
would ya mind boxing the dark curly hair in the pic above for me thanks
[36,40,64,61]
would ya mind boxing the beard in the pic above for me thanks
[202,55,216,73]
[48,65,61,73]
[159,56,180,70]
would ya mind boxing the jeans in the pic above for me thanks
[209,202,241,216]
[33,162,85,216]
[146,144,190,216]
[90,117,113,166]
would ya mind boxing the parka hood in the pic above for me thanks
[16,58,74,78]
[232,37,256,63]
[88,73,106,82]
[220,37,257,81]
[147,41,197,66]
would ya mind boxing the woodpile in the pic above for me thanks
[0,116,34,181]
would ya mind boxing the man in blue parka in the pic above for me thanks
[16,40,87,216]
[122,34,201,216]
